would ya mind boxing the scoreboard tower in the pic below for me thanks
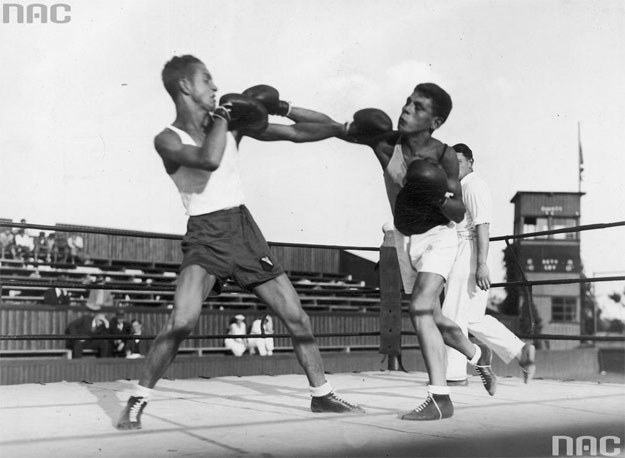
[510,192,585,350]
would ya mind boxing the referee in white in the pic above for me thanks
[443,143,536,385]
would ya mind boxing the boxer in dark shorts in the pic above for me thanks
[179,206,284,289]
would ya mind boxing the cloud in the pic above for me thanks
[492,76,515,99]
[316,73,382,114]
[386,60,442,89]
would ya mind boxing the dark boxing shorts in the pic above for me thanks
[179,205,284,290]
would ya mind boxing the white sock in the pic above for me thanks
[131,384,154,401]
[309,381,333,397]
[468,343,481,366]
[428,385,450,396]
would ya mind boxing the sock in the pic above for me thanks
[428,385,450,396]
[468,343,482,366]
[131,384,154,401]
[309,381,333,397]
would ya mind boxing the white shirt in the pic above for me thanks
[456,171,492,236]
[167,125,245,215]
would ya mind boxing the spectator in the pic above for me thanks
[109,309,132,357]
[53,232,69,263]
[45,233,56,262]
[0,228,15,259]
[13,228,34,261]
[20,219,39,238]
[67,233,85,264]
[86,276,115,310]
[248,315,275,356]
[224,315,248,357]
[43,287,70,306]
[65,311,112,359]
[29,268,41,279]
[33,232,48,262]
[125,320,146,359]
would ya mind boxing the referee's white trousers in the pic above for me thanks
[442,235,525,380]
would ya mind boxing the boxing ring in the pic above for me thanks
[0,221,624,457]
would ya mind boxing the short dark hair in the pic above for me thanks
[161,55,203,99]
[414,83,452,124]
[453,143,473,161]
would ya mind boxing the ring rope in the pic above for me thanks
[3,275,622,292]
[2,331,623,342]
[3,219,624,247]
[0,331,382,341]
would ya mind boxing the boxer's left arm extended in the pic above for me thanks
[439,147,466,223]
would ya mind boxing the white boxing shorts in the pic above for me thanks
[393,222,457,294]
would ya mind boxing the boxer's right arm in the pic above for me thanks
[247,122,344,143]
[154,120,229,172]
[286,106,336,124]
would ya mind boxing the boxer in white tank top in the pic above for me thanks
[166,125,245,215]
[335,83,497,420]
[117,55,363,430]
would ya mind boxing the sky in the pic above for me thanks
[1,0,624,297]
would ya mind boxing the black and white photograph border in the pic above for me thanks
[1,1,624,457]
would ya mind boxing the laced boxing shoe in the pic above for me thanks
[401,394,454,421]
[117,396,148,430]
[311,392,365,414]
[475,344,497,396]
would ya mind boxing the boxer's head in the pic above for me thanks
[398,83,452,135]
[162,55,217,111]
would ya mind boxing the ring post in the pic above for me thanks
[379,227,402,370]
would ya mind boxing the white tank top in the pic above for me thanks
[167,125,245,215]
[383,143,406,215]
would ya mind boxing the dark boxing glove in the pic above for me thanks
[242,84,291,116]
[344,108,393,143]
[217,93,269,133]
[404,159,448,206]
[394,160,450,235]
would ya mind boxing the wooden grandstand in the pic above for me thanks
[0,221,418,360]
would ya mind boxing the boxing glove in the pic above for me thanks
[344,108,393,143]
[242,84,291,116]
[404,159,448,206]
[217,93,269,133]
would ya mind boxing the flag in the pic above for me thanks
[578,122,584,184]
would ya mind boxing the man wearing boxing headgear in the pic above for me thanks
[338,84,496,420]
[117,55,362,430]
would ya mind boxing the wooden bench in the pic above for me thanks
[176,344,383,356]
[0,349,73,359]
[177,347,228,356]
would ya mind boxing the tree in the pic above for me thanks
[579,272,597,339]
[499,243,544,348]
